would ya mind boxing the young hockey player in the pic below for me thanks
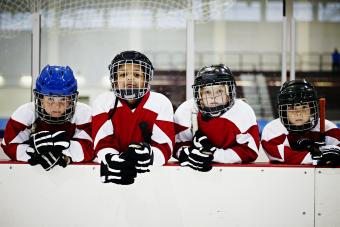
[1,65,93,170]
[173,64,259,172]
[261,79,340,165]
[92,50,175,185]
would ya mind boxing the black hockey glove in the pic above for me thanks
[30,131,70,154]
[100,153,137,185]
[30,131,54,155]
[192,130,217,155]
[318,145,340,166]
[50,131,71,168]
[28,131,70,171]
[178,146,214,172]
[27,146,63,171]
[122,142,154,173]
[51,131,70,151]
[295,138,324,160]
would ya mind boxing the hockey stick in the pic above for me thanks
[319,97,326,142]
[139,121,152,144]
[191,109,198,135]
[191,109,215,156]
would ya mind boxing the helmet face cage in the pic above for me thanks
[279,100,319,133]
[34,90,78,124]
[109,60,153,100]
[277,79,319,133]
[193,80,236,117]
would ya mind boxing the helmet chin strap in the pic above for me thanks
[201,105,227,118]
[117,88,148,100]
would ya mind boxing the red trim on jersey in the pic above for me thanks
[92,112,109,144]
[262,134,310,164]
[174,122,188,134]
[326,128,340,145]
[153,120,175,162]
[1,118,29,160]
[93,93,175,164]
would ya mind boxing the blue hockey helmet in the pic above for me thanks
[34,65,78,124]
[35,65,77,95]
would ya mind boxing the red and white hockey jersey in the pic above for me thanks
[261,118,340,164]
[92,91,175,166]
[1,102,94,162]
[174,99,259,163]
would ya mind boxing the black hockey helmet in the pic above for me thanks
[278,79,319,133]
[108,50,154,100]
[193,64,236,117]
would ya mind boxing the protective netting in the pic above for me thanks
[0,0,234,38]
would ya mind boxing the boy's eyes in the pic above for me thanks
[45,97,67,103]
[202,88,224,95]
[216,89,224,94]
[118,72,142,78]
[288,105,309,110]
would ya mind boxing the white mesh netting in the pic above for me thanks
[0,0,235,38]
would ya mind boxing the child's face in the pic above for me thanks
[116,63,145,90]
[42,96,70,118]
[200,84,229,108]
[287,104,311,126]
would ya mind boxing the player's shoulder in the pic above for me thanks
[174,99,196,125]
[221,99,257,131]
[312,119,339,132]
[144,91,173,112]
[75,102,91,113]
[94,91,115,104]
[72,102,92,124]
[234,99,256,115]
[11,102,36,125]
[149,91,172,106]
[92,91,116,115]
[262,118,284,131]
[175,98,196,116]
[325,119,338,131]
[261,118,287,140]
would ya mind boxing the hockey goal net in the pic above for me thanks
[0,0,235,38]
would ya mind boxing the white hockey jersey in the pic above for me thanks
[174,98,259,163]
[92,91,175,166]
[1,102,93,162]
[261,118,340,164]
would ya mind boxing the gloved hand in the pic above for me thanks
[295,138,325,160]
[28,131,70,171]
[318,145,340,166]
[27,146,63,171]
[58,155,72,168]
[122,142,154,173]
[100,153,137,185]
[178,146,214,172]
[51,131,70,151]
[30,131,70,154]
[30,131,54,155]
[192,130,216,155]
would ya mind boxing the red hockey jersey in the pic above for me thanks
[261,118,340,164]
[1,102,93,162]
[92,91,175,166]
[174,99,259,163]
